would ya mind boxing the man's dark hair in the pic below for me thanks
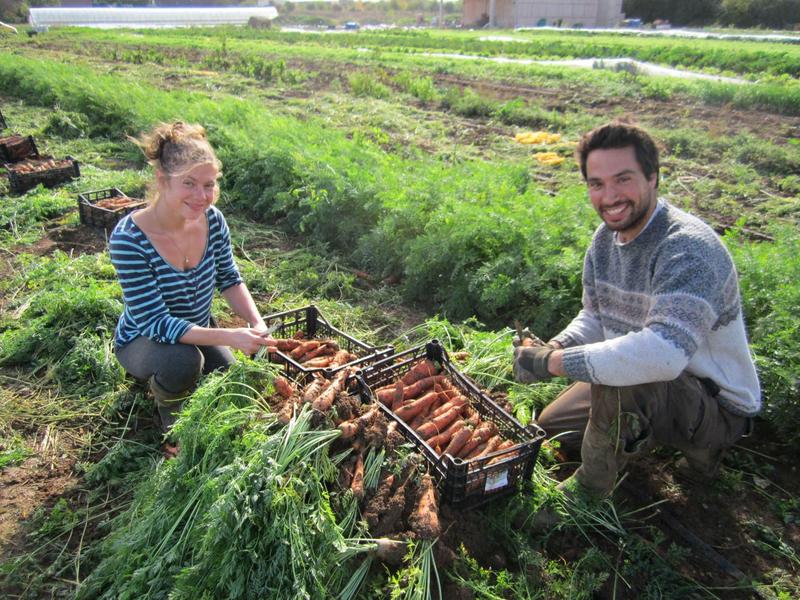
[576,121,660,188]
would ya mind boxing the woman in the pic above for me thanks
[110,121,271,435]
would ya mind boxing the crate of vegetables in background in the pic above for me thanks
[355,340,546,508]
[7,156,80,194]
[259,305,394,382]
[78,188,147,229]
[0,134,39,163]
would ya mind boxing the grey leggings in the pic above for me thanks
[115,336,235,395]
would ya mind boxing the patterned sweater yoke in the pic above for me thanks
[554,201,761,417]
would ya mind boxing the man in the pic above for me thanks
[514,121,760,501]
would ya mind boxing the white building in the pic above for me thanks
[463,0,624,28]
[28,7,278,30]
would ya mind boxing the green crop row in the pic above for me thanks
[92,25,800,78]
[27,27,800,116]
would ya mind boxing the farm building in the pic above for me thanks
[28,6,278,30]
[463,0,624,28]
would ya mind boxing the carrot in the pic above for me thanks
[330,350,356,367]
[409,473,440,539]
[469,435,503,460]
[442,426,473,458]
[409,390,443,430]
[425,419,465,452]
[312,369,350,412]
[390,381,405,412]
[464,408,481,427]
[429,396,467,420]
[298,342,335,362]
[351,453,365,500]
[403,375,447,400]
[290,340,320,360]
[273,376,294,399]
[394,390,439,423]
[375,385,396,406]
[464,441,487,460]
[416,406,463,440]
[486,441,517,465]
[364,473,396,530]
[338,407,378,440]
[264,338,302,352]
[456,421,497,458]
[302,375,331,403]
[400,359,438,386]
[302,356,333,369]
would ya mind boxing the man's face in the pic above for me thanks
[585,146,658,243]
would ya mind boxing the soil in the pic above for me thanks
[0,451,79,554]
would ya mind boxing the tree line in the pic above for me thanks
[624,0,800,29]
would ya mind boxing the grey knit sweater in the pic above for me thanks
[553,200,761,417]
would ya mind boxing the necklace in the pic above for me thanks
[161,228,190,269]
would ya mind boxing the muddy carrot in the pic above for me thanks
[330,350,356,367]
[302,375,331,403]
[416,406,462,440]
[312,369,350,412]
[351,453,365,500]
[338,407,378,440]
[409,473,440,539]
[273,376,294,399]
[394,390,439,423]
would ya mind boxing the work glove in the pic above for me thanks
[513,345,554,384]
[512,326,546,348]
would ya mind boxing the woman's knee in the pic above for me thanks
[153,344,204,393]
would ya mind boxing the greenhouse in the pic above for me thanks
[28,7,278,30]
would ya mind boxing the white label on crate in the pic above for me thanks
[484,469,509,492]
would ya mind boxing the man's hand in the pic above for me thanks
[512,324,546,348]
[513,345,554,383]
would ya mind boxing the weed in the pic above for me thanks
[348,72,391,99]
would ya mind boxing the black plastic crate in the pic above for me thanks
[0,134,39,163]
[7,156,80,194]
[260,305,394,381]
[78,188,146,230]
[355,340,545,508]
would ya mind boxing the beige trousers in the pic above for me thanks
[538,373,751,497]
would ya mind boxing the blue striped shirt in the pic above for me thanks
[110,206,243,348]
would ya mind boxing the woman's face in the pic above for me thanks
[157,162,219,221]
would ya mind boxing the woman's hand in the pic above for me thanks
[226,327,275,355]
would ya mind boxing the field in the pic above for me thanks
[1,24,799,599]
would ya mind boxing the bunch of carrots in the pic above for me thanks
[10,157,72,174]
[271,367,353,423]
[265,336,358,370]
[373,359,518,467]
[95,195,145,211]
